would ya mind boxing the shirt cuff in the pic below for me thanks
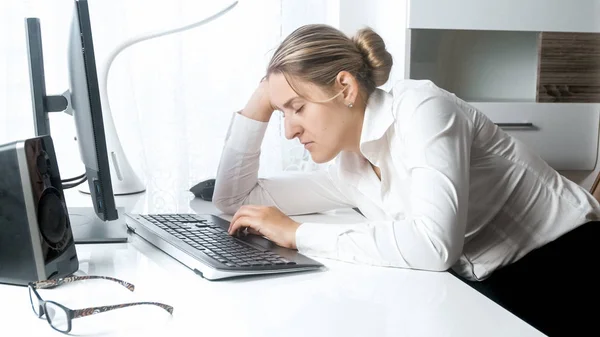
[225,112,269,153]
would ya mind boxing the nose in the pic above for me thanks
[284,116,302,140]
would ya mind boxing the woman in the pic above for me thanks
[213,24,599,336]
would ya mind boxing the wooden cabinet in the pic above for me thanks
[537,32,600,103]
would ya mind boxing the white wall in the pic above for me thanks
[338,0,407,90]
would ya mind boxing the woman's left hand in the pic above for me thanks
[228,205,300,249]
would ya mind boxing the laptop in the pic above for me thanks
[123,212,324,280]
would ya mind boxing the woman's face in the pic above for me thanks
[267,73,360,164]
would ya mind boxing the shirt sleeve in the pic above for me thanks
[296,96,472,271]
[212,112,353,216]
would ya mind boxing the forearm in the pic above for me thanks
[296,218,463,271]
[213,112,273,213]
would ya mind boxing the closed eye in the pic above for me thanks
[280,105,304,118]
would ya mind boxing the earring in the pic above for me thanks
[347,103,354,108]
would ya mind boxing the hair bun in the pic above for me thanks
[351,27,393,87]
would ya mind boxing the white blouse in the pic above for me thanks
[213,79,600,281]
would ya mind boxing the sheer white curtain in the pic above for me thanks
[0,0,337,204]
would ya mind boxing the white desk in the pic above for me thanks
[1,187,545,337]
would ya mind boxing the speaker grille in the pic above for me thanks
[37,187,69,250]
[24,138,74,262]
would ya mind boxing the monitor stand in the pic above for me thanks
[68,207,128,244]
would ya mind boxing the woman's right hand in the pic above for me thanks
[241,79,274,122]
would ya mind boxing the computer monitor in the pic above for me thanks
[25,0,126,243]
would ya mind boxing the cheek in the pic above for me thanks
[304,107,346,143]
[315,115,344,143]
[308,114,331,138]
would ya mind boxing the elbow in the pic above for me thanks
[211,183,242,214]
[414,217,465,272]
[402,251,458,272]
[428,254,459,272]
[395,220,463,272]
[423,240,462,272]
[212,197,240,215]
[385,241,460,271]
[386,254,457,272]
[212,180,264,215]
[212,190,241,215]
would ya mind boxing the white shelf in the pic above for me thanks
[408,0,600,33]
[408,29,540,102]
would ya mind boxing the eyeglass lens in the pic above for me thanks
[44,302,69,332]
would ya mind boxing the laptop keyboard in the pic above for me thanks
[140,214,297,268]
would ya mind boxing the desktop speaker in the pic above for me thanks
[0,135,79,286]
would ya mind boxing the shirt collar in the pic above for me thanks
[359,88,395,150]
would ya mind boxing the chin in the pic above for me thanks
[309,149,337,164]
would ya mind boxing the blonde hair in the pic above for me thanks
[266,24,393,101]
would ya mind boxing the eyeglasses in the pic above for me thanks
[28,275,173,334]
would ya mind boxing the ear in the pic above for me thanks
[335,71,359,107]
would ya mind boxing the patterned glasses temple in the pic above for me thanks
[72,302,174,319]
[31,275,135,292]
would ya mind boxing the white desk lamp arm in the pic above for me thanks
[88,1,238,195]
[102,1,239,79]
